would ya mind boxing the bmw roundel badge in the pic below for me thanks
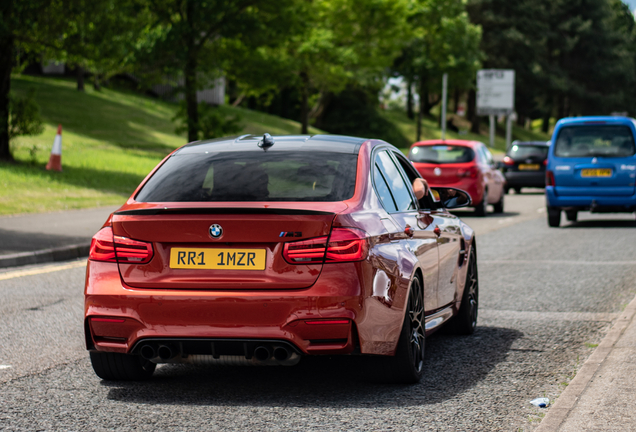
[209,224,223,239]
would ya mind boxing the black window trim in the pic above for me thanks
[371,146,419,214]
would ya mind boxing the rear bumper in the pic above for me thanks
[84,261,402,357]
[545,187,636,212]
[504,171,545,188]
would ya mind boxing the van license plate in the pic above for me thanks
[581,168,612,178]
[170,248,266,270]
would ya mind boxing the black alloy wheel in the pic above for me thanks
[547,207,561,227]
[474,190,488,217]
[566,210,578,222]
[450,248,478,335]
[90,351,156,381]
[379,276,425,384]
[493,192,504,213]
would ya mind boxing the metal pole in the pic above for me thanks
[505,113,513,151]
[441,73,448,140]
[489,115,495,148]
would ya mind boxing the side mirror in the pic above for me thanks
[431,187,472,209]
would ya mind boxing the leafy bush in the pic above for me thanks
[174,101,242,140]
[318,88,409,148]
[9,88,44,141]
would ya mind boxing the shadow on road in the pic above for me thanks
[563,219,636,229]
[0,228,88,253]
[104,326,522,408]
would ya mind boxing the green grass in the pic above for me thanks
[1,75,322,215]
[382,108,551,154]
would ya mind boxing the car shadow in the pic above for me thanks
[103,326,522,408]
[563,219,636,229]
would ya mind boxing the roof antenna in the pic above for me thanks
[258,133,275,150]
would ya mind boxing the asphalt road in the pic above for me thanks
[1,192,635,431]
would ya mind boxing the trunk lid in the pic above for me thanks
[112,206,342,289]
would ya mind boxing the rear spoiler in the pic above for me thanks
[114,208,334,216]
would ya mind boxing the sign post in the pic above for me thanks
[441,73,448,140]
[477,69,515,147]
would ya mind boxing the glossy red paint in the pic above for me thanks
[85,135,476,374]
[409,139,506,210]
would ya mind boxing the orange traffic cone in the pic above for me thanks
[45,124,63,172]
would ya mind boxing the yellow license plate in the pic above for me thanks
[581,168,612,178]
[170,248,266,270]
[518,164,540,170]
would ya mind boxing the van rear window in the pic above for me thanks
[135,151,358,202]
[554,126,635,158]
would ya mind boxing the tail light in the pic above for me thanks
[502,156,514,166]
[546,170,555,186]
[543,159,548,166]
[282,235,328,263]
[283,228,369,264]
[458,166,479,178]
[89,227,154,264]
[325,228,368,262]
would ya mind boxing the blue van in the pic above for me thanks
[545,116,636,227]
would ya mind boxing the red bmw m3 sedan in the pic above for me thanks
[85,134,479,384]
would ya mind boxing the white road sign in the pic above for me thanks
[477,69,515,116]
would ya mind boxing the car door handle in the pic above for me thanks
[434,226,441,236]
[404,225,414,237]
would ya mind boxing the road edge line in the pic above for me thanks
[535,292,636,431]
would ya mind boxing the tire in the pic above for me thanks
[514,187,522,194]
[565,210,578,222]
[492,192,504,213]
[90,351,156,381]
[376,276,425,384]
[504,186,510,194]
[474,190,488,217]
[449,248,478,335]
[547,207,561,227]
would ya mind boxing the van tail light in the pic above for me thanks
[283,228,369,264]
[503,156,515,166]
[457,166,479,178]
[546,170,555,186]
[89,227,154,264]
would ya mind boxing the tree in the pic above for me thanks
[396,0,482,140]
[0,0,63,161]
[137,0,299,143]
[56,0,153,91]
[231,0,410,134]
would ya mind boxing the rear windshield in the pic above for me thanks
[135,151,358,202]
[554,125,636,158]
[509,145,549,159]
[409,145,474,164]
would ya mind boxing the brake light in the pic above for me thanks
[543,159,548,166]
[283,235,328,263]
[325,228,369,262]
[503,156,514,166]
[458,166,479,178]
[283,228,369,264]
[89,227,154,264]
[546,170,555,186]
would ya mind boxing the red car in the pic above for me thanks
[85,134,478,384]
[408,139,506,216]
